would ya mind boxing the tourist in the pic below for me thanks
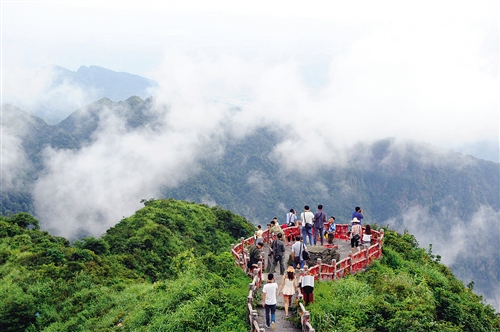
[247,241,264,271]
[300,205,314,246]
[351,218,362,255]
[278,266,298,317]
[351,206,364,225]
[269,220,284,238]
[326,216,336,244]
[313,204,326,246]
[291,236,306,269]
[300,267,315,305]
[270,233,286,275]
[262,273,278,330]
[255,224,263,242]
[363,224,372,246]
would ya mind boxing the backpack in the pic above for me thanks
[247,246,257,269]
[273,240,283,262]
[301,243,310,260]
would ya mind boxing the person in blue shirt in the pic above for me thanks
[351,206,364,224]
[326,216,336,244]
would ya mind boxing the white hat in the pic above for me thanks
[352,217,360,223]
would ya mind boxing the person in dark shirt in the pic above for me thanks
[351,206,364,225]
[270,233,286,275]
[313,204,326,246]
[247,241,264,271]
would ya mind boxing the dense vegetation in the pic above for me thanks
[306,229,500,332]
[0,199,254,331]
[1,200,499,331]
[2,98,499,312]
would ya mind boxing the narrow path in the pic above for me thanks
[255,238,356,331]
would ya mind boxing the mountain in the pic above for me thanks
[1,202,499,331]
[52,65,157,103]
[0,201,255,331]
[1,97,499,310]
[28,65,158,124]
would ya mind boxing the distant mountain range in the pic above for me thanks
[53,65,157,102]
[31,65,157,124]
[2,64,499,309]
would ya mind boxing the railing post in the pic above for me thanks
[234,229,384,332]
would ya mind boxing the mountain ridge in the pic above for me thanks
[1,97,499,311]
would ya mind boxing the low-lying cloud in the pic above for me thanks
[33,96,232,238]
[3,66,95,124]
[24,53,497,239]
[387,203,500,311]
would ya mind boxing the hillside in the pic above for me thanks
[0,200,254,331]
[1,97,499,310]
[0,202,499,331]
[307,228,500,331]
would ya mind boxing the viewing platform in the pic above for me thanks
[231,224,385,332]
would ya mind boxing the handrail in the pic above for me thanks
[247,262,265,332]
[231,225,385,331]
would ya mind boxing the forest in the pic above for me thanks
[1,199,498,331]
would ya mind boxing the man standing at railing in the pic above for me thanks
[326,216,336,244]
[313,204,326,246]
[286,208,297,226]
[262,273,278,330]
[269,220,284,238]
[352,206,364,224]
[351,218,362,255]
[301,205,314,246]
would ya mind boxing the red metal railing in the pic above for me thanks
[231,225,385,332]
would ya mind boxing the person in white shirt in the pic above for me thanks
[300,205,314,246]
[262,273,278,330]
[291,236,307,269]
[351,218,362,254]
[300,267,315,305]
[286,208,297,226]
[362,224,372,246]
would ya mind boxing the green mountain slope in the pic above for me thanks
[308,229,500,331]
[0,203,499,331]
[1,97,499,310]
[0,200,254,331]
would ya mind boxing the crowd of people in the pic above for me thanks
[246,205,375,330]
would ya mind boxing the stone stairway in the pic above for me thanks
[254,238,356,331]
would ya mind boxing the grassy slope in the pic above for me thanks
[307,229,500,332]
[1,200,499,331]
[0,199,254,331]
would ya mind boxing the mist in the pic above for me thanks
[23,53,496,235]
[387,204,500,311]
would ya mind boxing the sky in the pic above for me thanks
[1,0,500,310]
[2,1,498,151]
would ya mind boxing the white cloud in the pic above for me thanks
[2,65,96,124]
[32,96,232,239]
[247,170,271,194]
[0,106,33,191]
[387,203,500,311]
